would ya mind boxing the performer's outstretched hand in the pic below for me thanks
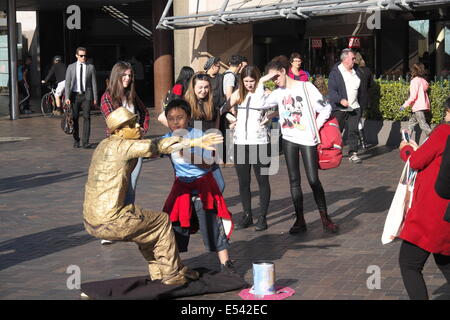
[158,136,184,154]
[190,133,224,151]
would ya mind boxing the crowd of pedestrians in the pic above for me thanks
[24,46,449,299]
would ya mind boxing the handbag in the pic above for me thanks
[381,159,417,244]
[303,83,343,170]
[61,103,74,135]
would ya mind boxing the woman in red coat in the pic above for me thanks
[398,101,450,300]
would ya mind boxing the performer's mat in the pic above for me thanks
[80,268,248,300]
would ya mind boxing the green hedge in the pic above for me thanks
[366,79,450,124]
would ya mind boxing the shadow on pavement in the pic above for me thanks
[433,283,450,300]
[0,170,86,194]
[183,233,341,282]
[0,223,95,271]
[360,145,397,162]
[229,186,394,239]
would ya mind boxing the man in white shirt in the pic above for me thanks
[65,47,98,149]
[328,49,363,164]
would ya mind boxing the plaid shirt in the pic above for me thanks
[100,91,150,135]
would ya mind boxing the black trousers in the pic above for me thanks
[233,144,271,219]
[71,93,92,145]
[399,240,450,300]
[282,139,327,215]
[333,108,361,154]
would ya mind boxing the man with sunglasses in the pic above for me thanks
[328,48,363,164]
[65,47,98,149]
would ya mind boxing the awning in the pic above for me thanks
[157,0,450,30]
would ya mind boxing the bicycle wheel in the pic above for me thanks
[41,93,54,116]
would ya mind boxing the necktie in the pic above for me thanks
[80,64,84,92]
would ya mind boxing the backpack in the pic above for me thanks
[303,82,343,170]
[317,117,343,170]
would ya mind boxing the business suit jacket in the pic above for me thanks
[328,62,362,111]
[65,62,98,103]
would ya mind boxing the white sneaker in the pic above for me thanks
[349,152,362,164]
[100,239,114,245]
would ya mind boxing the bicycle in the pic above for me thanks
[40,83,65,117]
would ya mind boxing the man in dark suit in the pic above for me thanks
[65,47,98,149]
[328,48,363,164]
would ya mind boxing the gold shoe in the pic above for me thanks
[180,266,200,281]
[161,272,188,286]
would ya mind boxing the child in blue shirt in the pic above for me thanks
[162,99,236,273]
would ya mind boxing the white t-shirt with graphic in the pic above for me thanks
[253,81,331,146]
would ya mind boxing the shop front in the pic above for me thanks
[305,14,375,76]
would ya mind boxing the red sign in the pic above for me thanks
[348,37,361,48]
[311,38,322,49]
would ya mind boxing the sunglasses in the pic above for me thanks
[78,55,87,58]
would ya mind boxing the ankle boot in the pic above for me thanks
[235,212,253,229]
[255,216,268,231]
[289,213,307,234]
[320,211,339,233]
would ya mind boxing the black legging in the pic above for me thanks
[234,144,271,218]
[282,139,327,215]
[399,240,450,300]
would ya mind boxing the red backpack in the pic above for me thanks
[317,117,343,170]
[303,82,343,170]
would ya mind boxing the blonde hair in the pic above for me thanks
[354,52,366,67]
[313,76,328,96]
[184,72,214,121]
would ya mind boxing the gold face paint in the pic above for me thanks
[115,120,141,140]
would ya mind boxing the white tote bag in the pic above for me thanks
[381,160,417,245]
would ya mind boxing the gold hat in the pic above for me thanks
[106,107,137,133]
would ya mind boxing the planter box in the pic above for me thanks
[362,119,430,147]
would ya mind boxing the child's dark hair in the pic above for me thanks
[164,99,191,118]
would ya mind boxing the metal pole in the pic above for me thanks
[7,0,19,120]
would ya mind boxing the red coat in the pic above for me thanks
[399,124,450,255]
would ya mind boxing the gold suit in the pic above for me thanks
[83,135,184,282]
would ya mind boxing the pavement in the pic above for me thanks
[0,108,449,300]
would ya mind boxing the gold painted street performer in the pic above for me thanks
[82,107,223,286]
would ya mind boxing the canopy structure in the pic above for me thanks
[157,0,450,30]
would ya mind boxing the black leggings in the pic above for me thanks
[399,240,450,300]
[282,139,327,215]
[234,144,271,218]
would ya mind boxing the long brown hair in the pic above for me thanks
[107,61,136,107]
[237,65,261,105]
[184,72,214,120]
[410,63,426,78]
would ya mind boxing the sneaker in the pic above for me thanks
[349,152,362,164]
[100,239,114,245]
[221,260,237,274]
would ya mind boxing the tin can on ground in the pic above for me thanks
[252,261,275,297]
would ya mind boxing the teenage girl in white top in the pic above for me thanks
[252,59,338,234]
[226,65,272,231]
